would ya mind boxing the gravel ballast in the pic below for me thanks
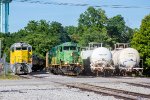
[0,73,150,100]
[0,80,118,100]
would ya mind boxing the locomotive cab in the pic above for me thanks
[10,42,32,74]
[61,45,80,65]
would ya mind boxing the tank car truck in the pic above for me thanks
[10,42,32,74]
[81,42,114,76]
[80,43,94,75]
[46,42,83,75]
[112,43,143,76]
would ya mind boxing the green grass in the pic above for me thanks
[0,74,20,80]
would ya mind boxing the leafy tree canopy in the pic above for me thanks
[107,15,133,43]
[78,7,107,32]
[131,14,150,69]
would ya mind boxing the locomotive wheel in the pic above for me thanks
[57,68,64,75]
[51,68,58,75]
[74,67,81,75]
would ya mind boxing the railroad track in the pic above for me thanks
[123,82,150,89]
[18,74,150,99]
[19,74,45,79]
[53,82,150,100]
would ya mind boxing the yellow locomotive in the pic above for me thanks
[10,42,32,74]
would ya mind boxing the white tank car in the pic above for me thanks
[90,47,114,74]
[112,48,140,69]
[81,42,104,75]
[81,50,93,60]
[112,43,143,75]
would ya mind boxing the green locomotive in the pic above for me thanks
[46,42,83,75]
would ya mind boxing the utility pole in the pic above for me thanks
[0,2,3,32]
[0,0,12,33]
[0,39,1,59]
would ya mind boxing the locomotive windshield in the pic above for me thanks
[28,47,32,52]
[64,46,70,50]
[22,47,27,50]
[16,47,28,50]
[70,46,76,50]
[16,47,21,50]
[64,46,76,51]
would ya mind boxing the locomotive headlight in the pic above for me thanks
[65,62,68,65]
[76,62,79,65]
[71,52,74,56]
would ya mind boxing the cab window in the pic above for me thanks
[22,47,27,50]
[16,47,21,50]
[12,47,14,52]
[64,46,69,50]
[70,46,76,50]
[78,47,80,52]
[60,47,62,52]
[28,47,32,52]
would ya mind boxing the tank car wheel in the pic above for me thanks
[120,70,126,76]
[138,71,143,76]
[95,71,99,77]
[103,70,107,77]
[114,67,120,76]
[103,70,111,77]
[107,70,114,76]
[135,71,143,77]
[131,73,136,77]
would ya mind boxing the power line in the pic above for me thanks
[13,0,150,9]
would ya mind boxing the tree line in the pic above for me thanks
[0,7,149,74]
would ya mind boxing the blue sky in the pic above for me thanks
[9,0,150,32]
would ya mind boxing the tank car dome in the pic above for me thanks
[90,47,112,64]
